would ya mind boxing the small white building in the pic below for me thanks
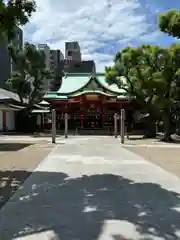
[0,88,24,131]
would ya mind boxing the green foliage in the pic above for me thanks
[158,9,180,38]
[105,42,180,139]
[105,9,180,140]
[7,43,53,107]
[105,43,180,114]
[0,0,36,41]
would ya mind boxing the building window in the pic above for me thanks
[66,42,70,49]
[68,50,72,56]
[74,42,78,49]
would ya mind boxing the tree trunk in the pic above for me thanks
[16,108,36,133]
[143,116,156,138]
[162,111,172,142]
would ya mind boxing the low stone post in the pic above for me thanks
[64,113,68,138]
[114,113,118,138]
[120,109,125,144]
[52,109,56,143]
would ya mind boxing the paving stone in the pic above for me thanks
[0,136,180,239]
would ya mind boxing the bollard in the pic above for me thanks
[120,109,125,144]
[52,109,56,143]
[64,113,68,138]
[114,113,118,138]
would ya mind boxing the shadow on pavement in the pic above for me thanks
[0,143,31,152]
[0,170,31,208]
[112,235,134,240]
[0,171,180,239]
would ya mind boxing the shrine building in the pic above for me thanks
[43,72,132,133]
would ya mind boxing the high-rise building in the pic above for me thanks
[50,49,64,70]
[0,38,11,89]
[65,41,81,62]
[0,26,23,88]
[38,44,51,69]
[37,44,51,92]
[60,60,96,73]
[37,45,66,92]
[11,26,23,72]
[12,26,23,51]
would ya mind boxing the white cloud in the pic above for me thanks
[23,0,160,71]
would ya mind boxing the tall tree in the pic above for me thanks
[7,43,53,108]
[158,9,180,38]
[105,45,161,137]
[105,44,180,140]
[158,9,180,135]
[0,0,36,42]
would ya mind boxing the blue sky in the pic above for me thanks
[23,0,180,71]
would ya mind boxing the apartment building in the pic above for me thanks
[0,26,23,88]
[58,41,96,74]
[11,26,23,71]
[60,60,96,73]
[37,44,52,92]
[38,45,65,92]
[50,49,64,70]
[65,41,81,62]
[38,44,51,69]
[40,41,95,91]
[12,27,23,51]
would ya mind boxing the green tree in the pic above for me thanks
[105,45,161,137]
[154,44,180,140]
[0,0,36,42]
[105,44,180,140]
[7,43,53,108]
[158,9,180,135]
[158,9,180,38]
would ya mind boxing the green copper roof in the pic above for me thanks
[43,72,127,100]
[57,73,90,94]
[56,72,125,94]
[96,74,125,94]
[44,93,68,100]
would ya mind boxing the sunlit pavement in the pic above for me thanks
[0,136,180,239]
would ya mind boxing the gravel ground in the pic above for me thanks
[124,146,180,178]
[0,143,54,209]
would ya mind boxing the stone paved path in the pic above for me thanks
[124,145,180,179]
[0,136,180,239]
[0,142,54,209]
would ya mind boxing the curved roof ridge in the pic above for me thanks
[56,73,91,94]
[70,90,116,98]
[54,72,125,95]
[64,72,92,76]
[95,74,126,94]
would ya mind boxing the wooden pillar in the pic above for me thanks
[52,109,56,143]
[2,110,6,131]
[80,114,83,129]
[64,112,68,138]
[120,109,125,144]
[114,113,118,138]
[42,114,45,131]
[101,113,104,129]
[80,100,84,129]
[101,103,104,129]
[41,114,45,132]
